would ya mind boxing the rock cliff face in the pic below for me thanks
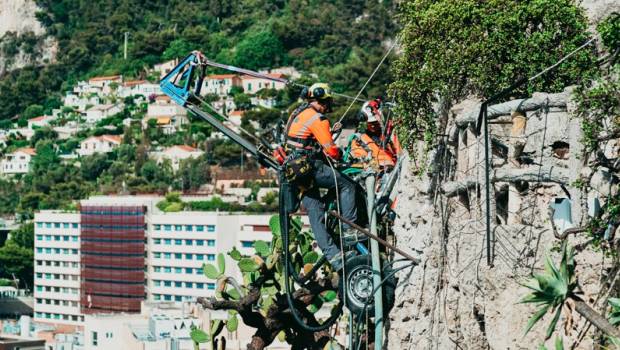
[0,0,56,74]
[386,88,619,349]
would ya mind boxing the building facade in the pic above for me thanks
[33,196,282,328]
[1,148,36,175]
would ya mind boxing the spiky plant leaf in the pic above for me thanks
[545,306,563,340]
[229,247,242,261]
[225,288,240,301]
[190,326,210,343]
[203,263,221,279]
[254,240,270,257]
[210,319,223,338]
[269,215,281,236]
[217,253,226,274]
[303,251,319,264]
[555,336,564,350]
[238,258,259,272]
[608,298,620,326]
[227,311,239,332]
[524,304,551,335]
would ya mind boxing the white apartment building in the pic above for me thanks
[78,135,121,156]
[85,104,123,124]
[27,115,55,130]
[87,75,123,96]
[240,74,286,94]
[64,93,101,112]
[202,74,241,96]
[33,196,290,330]
[119,80,161,98]
[1,147,36,175]
[33,212,83,326]
[154,59,178,80]
[150,145,204,171]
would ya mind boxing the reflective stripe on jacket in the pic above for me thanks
[286,107,340,159]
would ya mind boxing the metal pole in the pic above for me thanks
[365,176,383,350]
[483,105,492,267]
[124,32,129,60]
[328,210,420,264]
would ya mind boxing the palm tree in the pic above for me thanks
[521,242,620,340]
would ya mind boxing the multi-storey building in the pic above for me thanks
[33,212,82,325]
[33,196,289,328]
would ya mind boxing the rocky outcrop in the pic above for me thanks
[0,0,56,74]
[386,88,619,349]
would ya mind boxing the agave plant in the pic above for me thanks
[521,242,620,340]
[538,336,564,350]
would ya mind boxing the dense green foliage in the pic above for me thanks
[0,223,35,289]
[0,0,398,120]
[391,0,596,146]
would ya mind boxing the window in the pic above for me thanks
[63,223,70,228]
[175,281,182,287]
[154,266,161,272]
[36,235,42,241]
[63,236,69,241]
[164,239,171,245]
[154,294,161,301]
[196,225,204,232]
[164,295,172,301]
[72,236,78,242]
[196,240,204,246]
[185,253,192,260]
[207,240,215,247]
[175,295,182,302]
[37,222,43,228]
[72,223,78,228]
[175,239,182,245]
[154,238,161,244]
[45,235,51,241]
[185,239,192,246]
[54,223,61,228]
[154,224,161,231]
[45,223,51,228]
[92,331,98,346]
[164,225,172,231]
[174,253,182,259]
[164,267,172,273]
[186,268,193,274]
[175,267,182,274]
[164,253,171,259]
[207,254,215,261]
[174,225,182,231]
[207,283,215,290]
[154,252,161,259]
[54,236,60,241]
[196,254,204,261]
[196,283,204,289]
[164,281,172,287]
[185,282,193,288]
[154,281,161,287]
[241,240,254,248]
[185,225,193,231]
[207,225,215,232]
[37,248,42,253]
[196,268,203,275]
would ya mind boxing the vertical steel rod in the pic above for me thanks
[483,105,492,266]
[366,176,383,350]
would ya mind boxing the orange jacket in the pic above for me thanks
[350,133,395,167]
[286,106,340,159]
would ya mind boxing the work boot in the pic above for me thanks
[329,250,357,272]
[342,227,368,247]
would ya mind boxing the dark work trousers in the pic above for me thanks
[301,161,357,261]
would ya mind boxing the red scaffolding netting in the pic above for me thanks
[80,205,145,314]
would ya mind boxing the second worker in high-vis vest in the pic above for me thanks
[284,83,358,272]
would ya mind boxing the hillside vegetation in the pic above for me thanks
[0,0,397,120]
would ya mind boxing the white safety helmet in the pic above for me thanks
[360,101,382,123]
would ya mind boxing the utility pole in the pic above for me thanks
[123,32,129,60]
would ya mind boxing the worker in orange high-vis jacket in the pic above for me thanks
[349,98,401,169]
[285,83,358,272]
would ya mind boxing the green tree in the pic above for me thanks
[22,104,44,119]
[81,153,112,181]
[391,0,595,144]
[9,223,34,249]
[233,30,286,70]
[162,39,193,61]
[0,241,34,290]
